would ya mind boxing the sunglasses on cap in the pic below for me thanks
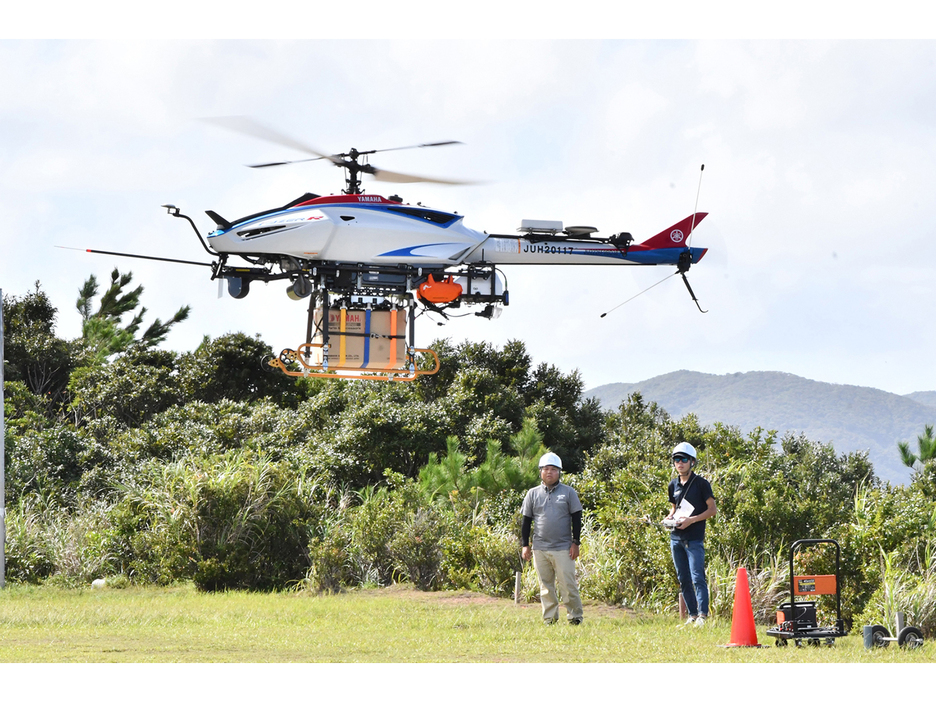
[673,456,692,463]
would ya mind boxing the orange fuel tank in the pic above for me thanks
[417,274,463,304]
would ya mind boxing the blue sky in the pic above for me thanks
[3,17,936,396]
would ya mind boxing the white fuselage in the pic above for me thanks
[207,195,488,266]
[206,194,706,269]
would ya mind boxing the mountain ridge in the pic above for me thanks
[586,370,936,485]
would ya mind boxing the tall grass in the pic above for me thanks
[707,546,789,624]
[576,514,674,611]
[855,550,936,637]
[5,493,116,585]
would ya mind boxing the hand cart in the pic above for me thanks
[864,611,925,649]
[766,538,847,647]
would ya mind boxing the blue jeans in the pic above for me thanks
[670,539,709,617]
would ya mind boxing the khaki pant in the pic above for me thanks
[532,549,584,622]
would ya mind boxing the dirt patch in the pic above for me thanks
[355,584,506,607]
[349,585,635,617]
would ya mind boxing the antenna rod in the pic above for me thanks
[599,272,675,318]
[55,246,213,268]
[688,164,704,249]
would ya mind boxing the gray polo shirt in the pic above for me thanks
[521,482,582,551]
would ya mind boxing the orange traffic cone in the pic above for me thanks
[724,567,763,647]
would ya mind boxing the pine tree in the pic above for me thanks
[76,268,190,361]
[899,425,936,499]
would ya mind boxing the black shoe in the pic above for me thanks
[570,618,583,625]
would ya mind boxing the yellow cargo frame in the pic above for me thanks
[269,291,441,382]
[268,342,439,382]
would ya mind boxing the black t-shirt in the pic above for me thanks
[667,473,714,542]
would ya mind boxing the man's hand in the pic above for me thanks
[569,543,580,560]
[522,546,532,561]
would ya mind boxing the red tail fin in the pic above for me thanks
[638,213,707,248]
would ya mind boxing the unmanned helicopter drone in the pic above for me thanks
[82,117,710,382]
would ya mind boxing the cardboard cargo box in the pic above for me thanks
[311,307,407,369]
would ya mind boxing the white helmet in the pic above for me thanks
[538,452,562,470]
[672,442,697,460]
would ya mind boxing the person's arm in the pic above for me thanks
[521,515,533,560]
[569,510,582,560]
[571,510,582,544]
[521,515,533,546]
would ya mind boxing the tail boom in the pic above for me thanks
[465,212,708,266]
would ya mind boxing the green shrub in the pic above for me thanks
[389,507,446,590]
[66,347,181,428]
[6,424,89,500]
[306,528,356,593]
[176,332,303,407]
[440,523,522,597]
[109,451,319,590]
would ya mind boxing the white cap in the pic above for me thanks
[538,452,562,470]
[672,442,697,460]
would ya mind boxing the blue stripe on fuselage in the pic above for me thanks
[377,245,444,257]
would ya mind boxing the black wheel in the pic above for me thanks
[869,625,891,648]
[794,639,802,647]
[808,638,820,647]
[898,626,924,649]
[825,638,835,647]
[775,638,788,647]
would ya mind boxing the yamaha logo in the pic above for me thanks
[670,229,685,243]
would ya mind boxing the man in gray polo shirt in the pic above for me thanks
[521,452,584,625]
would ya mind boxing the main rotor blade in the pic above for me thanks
[368,140,463,155]
[370,167,477,185]
[247,156,327,169]
[200,116,342,165]
[202,117,473,183]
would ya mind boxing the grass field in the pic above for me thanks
[2,583,934,666]
[3,583,931,700]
